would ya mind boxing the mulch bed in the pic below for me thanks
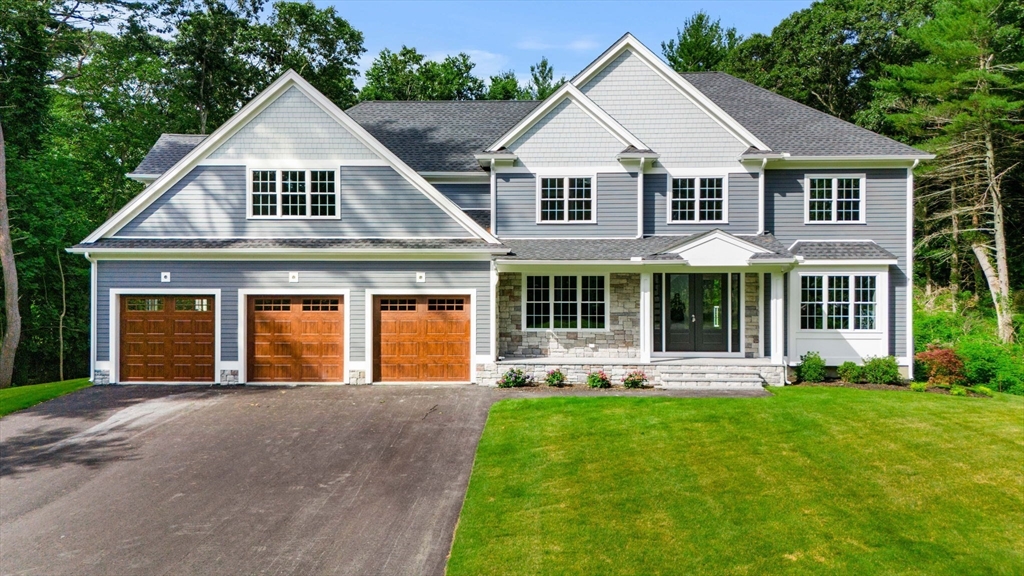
[793,380,990,397]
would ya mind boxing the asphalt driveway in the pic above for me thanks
[0,384,494,576]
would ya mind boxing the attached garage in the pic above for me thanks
[373,295,471,382]
[247,296,345,382]
[120,295,215,382]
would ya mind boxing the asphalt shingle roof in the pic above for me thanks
[790,241,897,260]
[73,238,500,251]
[345,100,542,172]
[129,134,207,176]
[680,72,927,157]
[500,233,792,261]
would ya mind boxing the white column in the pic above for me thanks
[490,261,499,360]
[637,160,645,238]
[640,272,652,363]
[771,272,785,365]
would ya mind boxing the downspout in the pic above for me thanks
[85,252,97,382]
[489,159,497,234]
[757,157,767,235]
[637,159,645,238]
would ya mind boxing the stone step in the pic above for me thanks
[658,380,765,389]
[657,365,767,374]
[660,374,763,383]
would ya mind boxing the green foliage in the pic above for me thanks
[622,370,648,389]
[950,385,967,397]
[486,70,531,100]
[837,361,866,383]
[910,381,928,392]
[359,46,484,101]
[797,352,826,383]
[587,371,611,389]
[863,356,904,385]
[973,385,994,397]
[528,57,564,100]
[915,345,966,386]
[661,10,741,73]
[0,378,91,417]
[544,369,567,387]
[497,368,532,388]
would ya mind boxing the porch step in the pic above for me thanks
[658,374,765,389]
[657,365,767,375]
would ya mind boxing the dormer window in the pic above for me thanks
[249,169,339,219]
[667,176,727,223]
[804,174,864,223]
[537,177,595,223]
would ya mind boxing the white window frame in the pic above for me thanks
[535,175,598,224]
[803,173,866,224]
[796,272,883,333]
[246,166,341,220]
[522,273,610,332]
[665,173,729,224]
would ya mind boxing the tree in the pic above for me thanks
[486,70,531,100]
[875,0,1022,342]
[419,53,485,100]
[359,46,484,101]
[0,119,19,388]
[528,56,563,100]
[661,11,741,73]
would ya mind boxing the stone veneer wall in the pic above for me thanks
[475,362,787,387]
[497,272,640,358]
[744,273,760,357]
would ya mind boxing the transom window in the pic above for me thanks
[538,177,594,223]
[302,298,339,311]
[126,297,163,312]
[254,298,291,311]
[806,175,864,223]
[669,177,726,222]
[428,298,465,311]
[380,299,416,311]
[525,275,606,330]
[175,298,210,312]
[250,169,338,219]
[800,274,876,330]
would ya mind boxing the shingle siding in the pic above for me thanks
[766,168,909,357]
[580,50,749,167]
[96,260,491,364]
[434,183,490,210]
[507,99,626,167]
[495,172,637,238]
[207,86,379,161]
[115,165,474,238]
[644,172,759,235]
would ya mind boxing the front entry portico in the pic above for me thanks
[654,272,739,353]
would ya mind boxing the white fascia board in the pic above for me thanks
[126,173,159,183]
[486,84,647,152]
[86,70,500,245]
[570,34,770,152]
[67,248,504,260]
[797,259,898,266]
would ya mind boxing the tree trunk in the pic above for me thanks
[57,249,67,381]
[983,130,1014,343]
[972,243,1013,342]
[949,184,959,312]
[0,119,21,388]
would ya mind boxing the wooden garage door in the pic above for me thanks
[374,295,470,382]
[120,295,215,382]
[248,296,344,382]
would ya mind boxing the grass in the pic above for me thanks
[0,378,91,418]
[447,387,1024,575]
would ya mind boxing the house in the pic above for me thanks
[69,34,932,387]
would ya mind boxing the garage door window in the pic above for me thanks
[303,298,340,311]
[126,297,163,311]
[428,298,464,311]
[175,297,210,312]
[254,298,291,311]
[381,299,416,311]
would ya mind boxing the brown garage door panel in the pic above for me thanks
[248,296,345,382]
[120,296,215,382]
[374,296,471,382]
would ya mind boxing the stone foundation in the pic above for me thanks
[477,362,786,387]
[219,370,239,385]
[348,370,367,385]
[93,369,110,385]
[744,273,760,357]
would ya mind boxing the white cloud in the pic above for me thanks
[515,36,600,53]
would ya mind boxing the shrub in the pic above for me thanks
[797,352,826,383]
[914,345,966,386]
[972,385,994,397]
[910,382,928,392]
[544,369,567,387]
[862,356,904,385]
[497,368,532,388]
[949,385,967,397]
[837,361,865,383]
[993,371,1024,395]
[956,340,1002,385]
[622,370,648,389]
[587,371,611,388]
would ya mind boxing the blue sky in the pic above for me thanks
[319,1,813,87]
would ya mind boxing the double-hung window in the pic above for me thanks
[249,169,339,219]
[668,176,726,223]
[525,275,606,330]
[800,274,877,330]
[538,177,594,223]
[805,175,864,223]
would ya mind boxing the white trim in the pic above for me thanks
[490,262,498,360]
[496,165,637,175]
[487,83,647,152]
[636,162,644,238]
[85,71,499,245]
[422,172,491,183]
[521,273,611,333]
[570,34,769,151]
[199,158,388,167]
[245,166,341,221]
[365,289,478,384]
[88,254,97,381]
[771,272,785,364]
[740,272,746,356]
[640,273,652,362]
[757,159,766,234]
[237,288,351,385]
[109,289,222,385]
[803,173,867,224]
[758,273,765,358]
[665,174,730,225]
[666,229,770,255]
[535,174,598,224]
[799,259,899,266]
[489,159,497,233]
[72,249,500,261]
[906,166,915,377]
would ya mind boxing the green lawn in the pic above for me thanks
[448,387,1024,575]
[0,378,92,418]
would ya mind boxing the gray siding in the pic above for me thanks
[96,259,491,365]
[207,86,379,161]
[116,165,474,238]
[434,183,490,210]
[495,172,637,238]
[507,99,626,167]
[580,50,750,167]
[644,172,759,235]
[766,168,909,357]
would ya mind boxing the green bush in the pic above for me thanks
[993,371,1024,395]
[544,369,567,387]
[863,356,904,385]
[797,352,827,383]
[910,382,928,392]
[837,361,865,383]
[972,385,994,397]
[956,340,1002,384]
[587,371,611,388]
[622,370,648,389]
[497,368,533,388]
[950,385,967,397]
